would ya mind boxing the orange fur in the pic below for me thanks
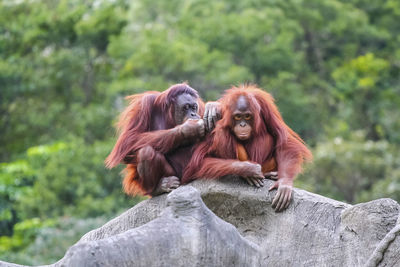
[106,83,205,196]
[182,85,312,183]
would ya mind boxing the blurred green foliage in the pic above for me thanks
[297,131,400,203]
[1,216,109,265]
[1,0,400,264]
[0,218,55,253]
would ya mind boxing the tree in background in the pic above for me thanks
[1,0,400,264]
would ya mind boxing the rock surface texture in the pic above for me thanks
[1,176,399,267]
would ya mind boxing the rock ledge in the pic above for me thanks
[1,177,399,267]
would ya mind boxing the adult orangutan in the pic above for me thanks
[106,83,219,196]
[183,85,312,211]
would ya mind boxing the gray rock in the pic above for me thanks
[57,186,260,267]
[1,176,399,267]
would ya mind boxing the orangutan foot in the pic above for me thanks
[153,176,180,196]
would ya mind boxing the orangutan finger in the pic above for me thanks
[250,178,261,187]
[244,177,252,186]
[269,182,279,191]
[249,178,257,187]
[247,177,256,186]
[211,108,217,129]
[203,113,209,132]
[265,173,278,181]
[269,174,278,180]
[170,179,180,185]
[265,171,277,177]
[204,105,210,120]
[170,182,180,188]
[269,185,275,191]
[203,118,208,132]
[272,191,281,208]
[279,193,289,211]
[255,171,265,179]
[278,190,288,211]
[208,113,214,132]
[250,179,257,187]
[284,194,291,209]
[275,192,285,211]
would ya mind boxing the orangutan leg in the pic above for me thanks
[137,146,179,196]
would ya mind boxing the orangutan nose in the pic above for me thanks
[190,112,200,119]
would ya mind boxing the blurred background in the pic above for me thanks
[1,0,400,264]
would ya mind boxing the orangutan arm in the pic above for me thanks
[192,157,264,186]
[269,136,309,211]
[124,119,205,162]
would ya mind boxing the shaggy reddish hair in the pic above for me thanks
[182,85,312,183]
[105,83,204,195]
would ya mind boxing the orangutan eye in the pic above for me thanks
[234,114,241,121]
[244,114,252,120]
[184,104,190,110]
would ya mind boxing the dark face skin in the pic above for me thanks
[232,96,253,141]
[174,93,200,125]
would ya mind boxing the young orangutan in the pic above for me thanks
[182,85,312,211]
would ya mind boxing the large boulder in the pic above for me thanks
[58,186,261,267]
[1,176,399,267]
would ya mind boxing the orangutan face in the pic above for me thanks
[232,96,253,141]
[174,93,200,125]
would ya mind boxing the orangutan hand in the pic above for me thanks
[239,161,265,188]
[269,178,293,212]
[203,101,222,132]
[243,176,265,188]
[152,176,180,196]
[179,119,205,139]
